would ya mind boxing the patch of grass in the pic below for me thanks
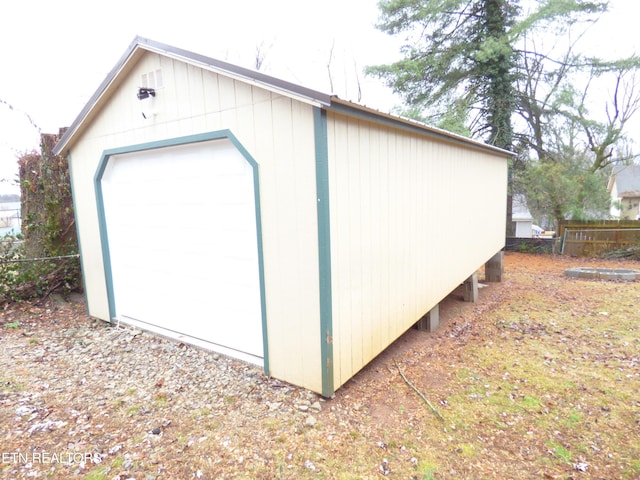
[4,321,20,329]
[416,460,438,480]
[85,465,109,480]
[455,443,477,458]
[131,433,146,445]
[546,440,572,463]
[562,409,583,427]
[262,417,282,432]
[0,377,23,391]
[521,395,542,409]
[204,421,220,431]
[126,405,141,415]
[153,393,169,408]
[28,338,38,344]
[191,407,211,420]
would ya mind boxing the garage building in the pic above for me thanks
[54,37,510,396]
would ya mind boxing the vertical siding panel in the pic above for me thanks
[340,115,360,378]
[266,96,297,380]
[368,125,383,355]
[291,100,322,389]
[335,116,353,386]
[347,117,364,375]
[259,96,322,393]
[172,61,191,122]
[414,139,425,307]
[161,58,179,121]
[217,75,236,112]
[326,116,343,384]
[233,81,255,149]
[384,131,397,343]
[187,64,205,119]
[202,70,221,113]
[358,122,373,362]
[378,129,391,351]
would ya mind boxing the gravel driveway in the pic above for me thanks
[0,296,328,479]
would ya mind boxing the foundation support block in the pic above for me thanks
[485,251,504,282]
[464,272,478,303]
[414,304,440,332]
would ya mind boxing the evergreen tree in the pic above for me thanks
[368,0,639,232]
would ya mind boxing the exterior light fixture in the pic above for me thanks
[137,87,156,100]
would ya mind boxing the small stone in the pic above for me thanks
[380,458,390,475]
[151,427,161,435]
[310,401,322,412]
[574,462,588,472]
[305,415,316,428]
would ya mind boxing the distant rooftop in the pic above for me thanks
[610,164,640,196]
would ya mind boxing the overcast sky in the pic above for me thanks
[1,0,638,194]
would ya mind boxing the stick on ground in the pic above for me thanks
[394,361,445,422]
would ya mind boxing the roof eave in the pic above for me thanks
[54,36,515,160]
[326,97,515,158]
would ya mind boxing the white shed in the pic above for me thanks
[54,37,510,396]
[512,194,534,238]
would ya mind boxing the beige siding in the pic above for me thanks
[327,112,507,389]
[68,51,323,393]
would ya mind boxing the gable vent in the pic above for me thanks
[141,69,163,90]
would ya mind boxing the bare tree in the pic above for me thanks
[0,98,41,133]
[254,41,273,71]
[579,70,640,172]
[353,58,362,103]
[326,40,335,92]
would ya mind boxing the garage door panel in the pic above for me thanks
[102,138,263,359]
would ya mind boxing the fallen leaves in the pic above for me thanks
[1,253,639,479]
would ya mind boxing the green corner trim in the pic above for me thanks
[93,130,269,375]
[314,107,335,397]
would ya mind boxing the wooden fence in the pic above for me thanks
[558,220,640,257]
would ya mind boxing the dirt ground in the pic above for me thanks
[342,252,640,479]
[1,252,639,479]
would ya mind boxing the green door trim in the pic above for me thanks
[93,130,270,375]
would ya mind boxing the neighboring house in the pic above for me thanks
[53,37,511,396]
[608,164,640,220]
[0,200,21,237]
[512,194,534,238]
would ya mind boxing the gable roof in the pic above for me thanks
[608,164,640,197]
[53,36,513,158]
[512,194,533,221]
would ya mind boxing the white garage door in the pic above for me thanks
[101,138,263,362]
